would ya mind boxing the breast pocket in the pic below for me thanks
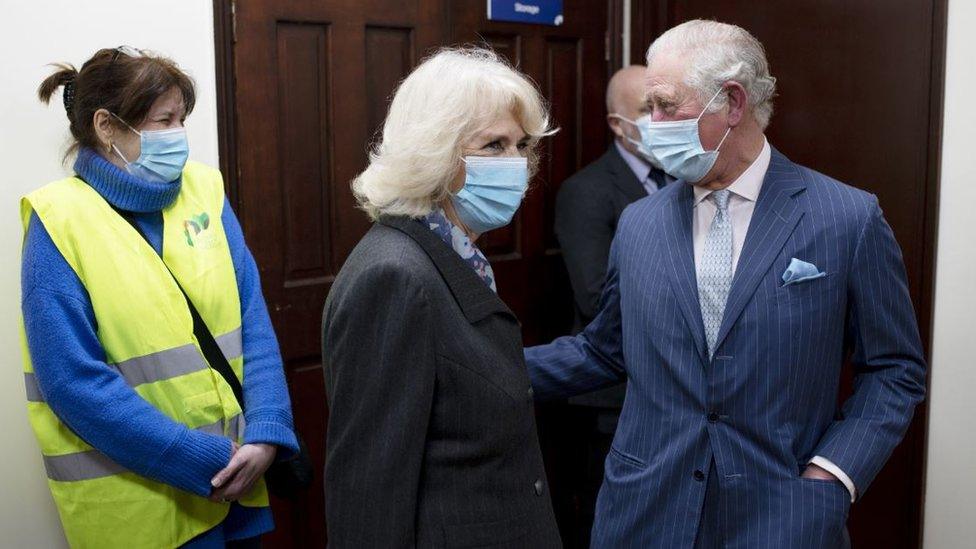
[777,272,843,313]
[770,270,847,375]
[183,389,224,431]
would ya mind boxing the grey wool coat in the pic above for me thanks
[322,216,562,548]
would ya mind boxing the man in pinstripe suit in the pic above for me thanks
[526,20,926,548]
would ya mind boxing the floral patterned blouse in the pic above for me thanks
[423,209,497,292]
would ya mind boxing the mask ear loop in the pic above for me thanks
[713,127,733,152]
[696,87,733,152]
[110,143,131,165]
[609,113,638,126]
[107,112,142,166]
[696,87,728,122]
[109,112,141,136]
[609,113,646,147]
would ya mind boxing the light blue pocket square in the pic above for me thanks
[782,258,827,286]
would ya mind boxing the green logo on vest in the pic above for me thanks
[183,212,218,249]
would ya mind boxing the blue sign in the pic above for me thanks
[488,0,564,26]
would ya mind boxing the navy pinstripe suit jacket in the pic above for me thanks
[525,147,926,548]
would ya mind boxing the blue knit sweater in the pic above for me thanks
[21,148,299,546]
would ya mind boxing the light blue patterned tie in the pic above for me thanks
[698,189,733,357]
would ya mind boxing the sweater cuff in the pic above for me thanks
[153,428,232,497]
[243,409,299,459]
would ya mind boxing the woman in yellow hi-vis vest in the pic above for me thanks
[22,47,298,548]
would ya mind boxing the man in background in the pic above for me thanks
[550,65,670,547]
[557,65,669,334]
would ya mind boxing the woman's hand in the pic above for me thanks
[210,443,277,502]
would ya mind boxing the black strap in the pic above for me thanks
[112,208,245,409]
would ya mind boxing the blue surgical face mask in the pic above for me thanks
[637,88,731,183]
[111,113,189,184]
[452,156,528,234]
[609,114,662,169]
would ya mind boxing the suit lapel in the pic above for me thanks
[711,149,807,353]
[378,216,517,325]
[606,145,649,202]
[662,183,709,364]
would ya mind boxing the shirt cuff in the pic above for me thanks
[809,456,857,502]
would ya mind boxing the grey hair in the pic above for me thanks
[646,20,777,129]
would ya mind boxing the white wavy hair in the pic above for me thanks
[646,20,777,129]
[353,47,553,220]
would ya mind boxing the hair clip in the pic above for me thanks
[111,45,143,64]
[63,76,76,118]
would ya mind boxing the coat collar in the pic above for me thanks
[378,216,517,324]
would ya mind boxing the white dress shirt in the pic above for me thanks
[614,140,659,195]
[691,138,857,502]
[692,139,770,272]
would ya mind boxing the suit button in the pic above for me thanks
[693,470,705,482]
[707,412,719,423]
[527,387,534,398]
[534,479,545,496]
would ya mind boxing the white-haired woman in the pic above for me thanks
[322,48,561,548]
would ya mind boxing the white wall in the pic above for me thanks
[0,1,219,545]
[924,0,976,547]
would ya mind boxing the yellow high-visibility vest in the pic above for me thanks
[20,161,269,548]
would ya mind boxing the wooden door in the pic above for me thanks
[219,1,618,545]
[447,1,614,346]
[227,0,448,545]
[631,2,945,547]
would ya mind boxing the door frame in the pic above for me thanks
[213,0,239,209]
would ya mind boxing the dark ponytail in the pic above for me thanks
[38,63,79,128]
[37,48,196,159]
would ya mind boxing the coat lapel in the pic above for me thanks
[662,183,710,364]
[378,216,517,325]
[711,148,806,353]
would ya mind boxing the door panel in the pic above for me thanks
[235,0,445,364]
[232,1,447,545]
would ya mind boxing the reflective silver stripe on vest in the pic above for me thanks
[43,449,128,482]
[24,329,243,403]
[215,327,243,364]
[113,344,208,386]
[227,413,246,440]
[25,372,44,402]
[112,327,244,387]
[197,417,226,437]
[43,417,231,482]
